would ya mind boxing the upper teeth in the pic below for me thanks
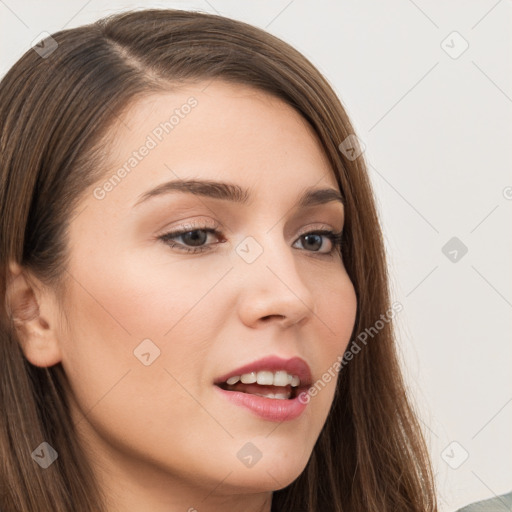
[226,370,300,387]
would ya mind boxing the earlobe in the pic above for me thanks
[6,262,63,368]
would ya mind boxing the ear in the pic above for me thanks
[6,261,63,367]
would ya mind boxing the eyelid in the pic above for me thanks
[295,222,337,237]
[159,219,340,241]
[156,218,221,237]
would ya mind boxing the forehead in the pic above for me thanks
[89,80,339,212]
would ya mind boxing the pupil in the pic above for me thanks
[184,230,207,246]
[304,234,321,251]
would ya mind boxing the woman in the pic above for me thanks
[0,8,438,512]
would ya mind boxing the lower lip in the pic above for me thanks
[214,386,309,422]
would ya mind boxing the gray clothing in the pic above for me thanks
[457,491,512,512]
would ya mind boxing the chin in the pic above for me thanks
[219,448,311,493]
[222,468,305,494]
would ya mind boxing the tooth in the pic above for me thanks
[256,371,274,385]
[236,370,300,387]
[253,392,291,400]
[273,370,290,387]
[240,372,257,384]
[253,393,272,399]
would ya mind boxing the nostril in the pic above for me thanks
[262,314,285,321]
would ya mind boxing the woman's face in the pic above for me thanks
[54,80,357,507]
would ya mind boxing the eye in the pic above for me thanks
[294,230,343,255]
[158,224,343,256]
[158,226,222,254]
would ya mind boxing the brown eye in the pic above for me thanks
[159,228,221,254]
[177,230,208,247]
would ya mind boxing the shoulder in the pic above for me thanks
[456,491,512,512]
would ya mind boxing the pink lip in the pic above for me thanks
[213,355,312,422]
[213,355,313,387]
[214,386,309,422]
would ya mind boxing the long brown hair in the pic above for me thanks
[0,8,437,511]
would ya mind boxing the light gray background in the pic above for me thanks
[1,1,511,510]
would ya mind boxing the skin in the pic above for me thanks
[9,80,357,512]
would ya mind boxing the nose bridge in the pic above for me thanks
[233,228,316,325]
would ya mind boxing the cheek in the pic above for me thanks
[59,254,226,411]
[59,263,224,465]
[110,253,230,336]
[66,253,224,342]
[304,271,357,406]
[313,270,358,355]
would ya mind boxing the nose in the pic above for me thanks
[234,234,316,329]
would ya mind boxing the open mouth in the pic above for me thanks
[216,381,299,400]
[213,363,311,421]
[214,369,305,400]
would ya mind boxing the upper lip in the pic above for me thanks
[214,355,313,387]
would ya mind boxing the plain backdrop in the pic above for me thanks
[1,1,511,510]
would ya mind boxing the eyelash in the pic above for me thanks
[158,223,343,257]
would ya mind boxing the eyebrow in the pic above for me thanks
[133,179,344,209]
